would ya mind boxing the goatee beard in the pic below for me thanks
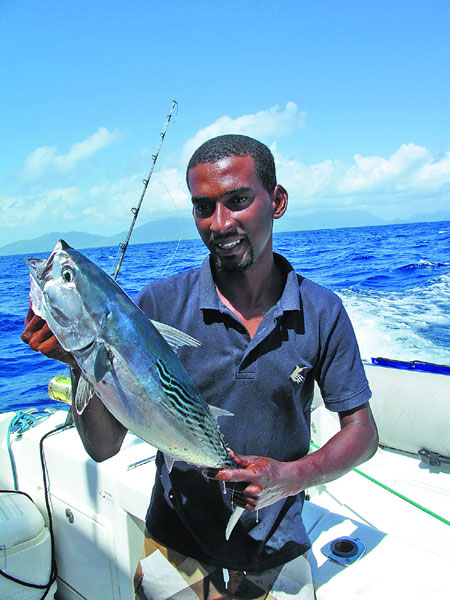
[213,246,254,274]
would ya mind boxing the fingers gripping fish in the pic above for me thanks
[25,239,244,539]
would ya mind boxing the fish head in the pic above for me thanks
[25,240,101,352]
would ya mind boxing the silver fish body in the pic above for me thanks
[25,240,234,470]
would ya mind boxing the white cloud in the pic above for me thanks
[274,142,450,213]
[182,102,306,161]
[0,187,82,229]
[1,170,189,238]
[337,144,431,193]
[23,127,120,179]
[411,151,450,189]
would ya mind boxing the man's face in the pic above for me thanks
[188,155,278,274]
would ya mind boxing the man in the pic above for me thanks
[22,134,378,599]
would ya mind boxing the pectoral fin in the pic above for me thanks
[94,343,112,382]
[151,320,202,351]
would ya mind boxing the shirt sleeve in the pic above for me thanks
[315,300,372,412]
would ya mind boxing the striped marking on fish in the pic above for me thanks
[156,358,206,423]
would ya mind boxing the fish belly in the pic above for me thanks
[77,346,230,469]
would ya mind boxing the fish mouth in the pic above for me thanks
[25,257,50,284]
[25,239,73,283]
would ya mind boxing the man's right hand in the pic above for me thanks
[21,305,78,369]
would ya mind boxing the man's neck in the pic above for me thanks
[213,253,284,337]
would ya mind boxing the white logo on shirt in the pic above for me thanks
[290,365,307,384]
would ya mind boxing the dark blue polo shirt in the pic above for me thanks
[135,253,371,571]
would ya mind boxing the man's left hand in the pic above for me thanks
[204,451,300,511]
[203,403,378,512]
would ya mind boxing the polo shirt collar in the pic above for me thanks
[198,253,301,314]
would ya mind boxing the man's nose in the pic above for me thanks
[210,203,234,233]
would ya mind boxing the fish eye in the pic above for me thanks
[61,266,75,283]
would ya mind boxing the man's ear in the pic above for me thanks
[272,185,288,220]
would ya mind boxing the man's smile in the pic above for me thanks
[214,238,244,252]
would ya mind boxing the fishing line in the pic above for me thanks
[159,182,183,279]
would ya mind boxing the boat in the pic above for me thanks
[1,358,449,599]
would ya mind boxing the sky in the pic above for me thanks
[1,0,449,246]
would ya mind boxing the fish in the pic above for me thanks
[26,239,244,538]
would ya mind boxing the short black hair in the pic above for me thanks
[186,134,276,193]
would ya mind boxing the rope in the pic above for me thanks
[309,441,450,527]
[7,410,52,490]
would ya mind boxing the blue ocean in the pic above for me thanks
[1,221,449,413]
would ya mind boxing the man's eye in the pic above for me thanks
[194,204,213,216]
[229,196,248,207]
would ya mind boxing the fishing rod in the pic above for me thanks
[113,99,178,280]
